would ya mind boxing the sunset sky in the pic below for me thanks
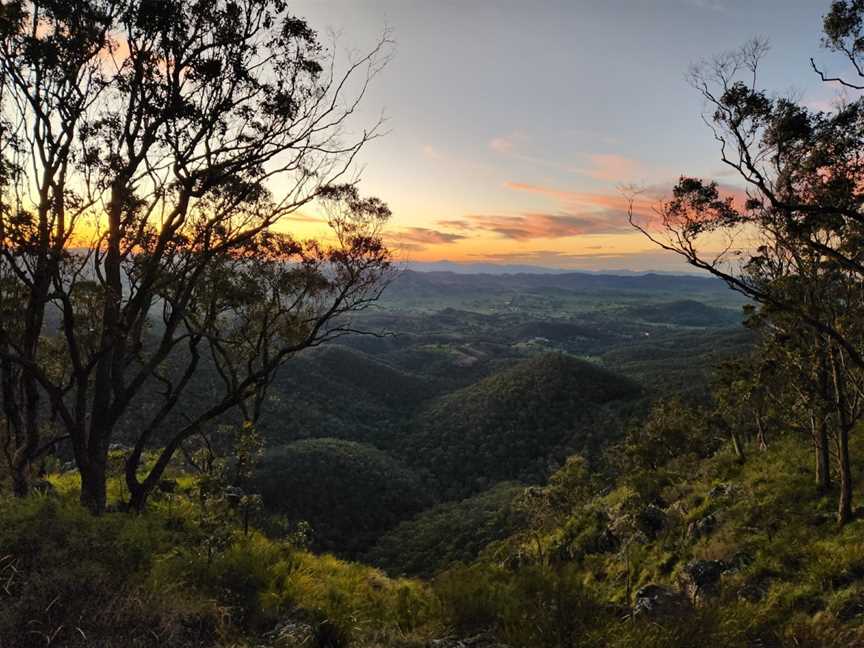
[291,0,843,272]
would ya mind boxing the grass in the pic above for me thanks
[6,432,864,646]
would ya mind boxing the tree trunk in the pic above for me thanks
[79,458,107,515]
[10,461,29,498]
[730,428,745,463]
[128,480,149,513]
[755,412,767,451]
[815,416,831,491]
[837,425,853,525]
[829,346,855,525]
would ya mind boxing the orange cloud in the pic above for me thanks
[504,181,658,217]
[464,248,700,272]
[451,211,632,240]
[392,227,467,245]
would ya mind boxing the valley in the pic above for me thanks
[251,269,751,565]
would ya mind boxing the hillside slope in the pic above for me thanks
[402,353,641,499]
[253,438,434,555]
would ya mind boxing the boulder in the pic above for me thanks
[686,513,717,540]
[707,482,735,499]
[224,485,245,507]
[429,634,508,648]
[633,584,690,618]
[108,443,132,453]
[265,619,314,646]
[678,559,726,605]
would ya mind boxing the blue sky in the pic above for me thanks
[291,0,842,271]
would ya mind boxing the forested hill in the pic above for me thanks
[383,269,742,303]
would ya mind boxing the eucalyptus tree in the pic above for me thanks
[629,2,864,522]
[0,0,393,512]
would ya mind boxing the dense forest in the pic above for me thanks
[4,1,864,647]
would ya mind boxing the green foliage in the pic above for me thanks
[0,494,442,648]
[613,397,716,476]
[366,483,527,577]
[434,562,615,648]
[251,438,433,556]
[404,352,640,499]
[0,497,223,648]
[623,299,743,328]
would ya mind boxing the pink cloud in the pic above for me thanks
[392,227,466,245]
[441,210,632,241]
[573,154,645,182]
[489,131,530,154]
[504,181,658,216]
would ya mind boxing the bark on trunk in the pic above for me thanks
[815,416,831,491]
[10,463,29,498]
[755,413,768,451]
[838,425,854,525]
[79,458,107,515]
[128,480,149,513]
[730,428,745,463]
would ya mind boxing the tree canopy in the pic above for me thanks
[0,0,392,512]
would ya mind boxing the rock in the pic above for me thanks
[108,443,132,453]
[686,513,717,540]
[677,559,726,605]
[429,635,508,648]
[707,482,734,499]
[633,584,691,618]
[224,485,245,506]
[265,619,314,646]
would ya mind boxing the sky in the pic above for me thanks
[288,0,843,272]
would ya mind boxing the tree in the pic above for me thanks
[0,0,393,513]
[629,4,864,524]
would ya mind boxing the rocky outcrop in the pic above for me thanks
[677,559,726,605]
[264,619,314,646]
[707,482,735,500]
[686,512,717,540]
[633,584,691,618]
[609,502,668,543]
[429,634,509,648]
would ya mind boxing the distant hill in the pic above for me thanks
[258,345,441,447]
[252,438,433,556]
[401,353,641,499]
[403,261,704,276]
[384,269,742,301]
[622,299,743,327]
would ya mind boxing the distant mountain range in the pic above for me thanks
[386,267,740,298]
[403,260,705,276]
